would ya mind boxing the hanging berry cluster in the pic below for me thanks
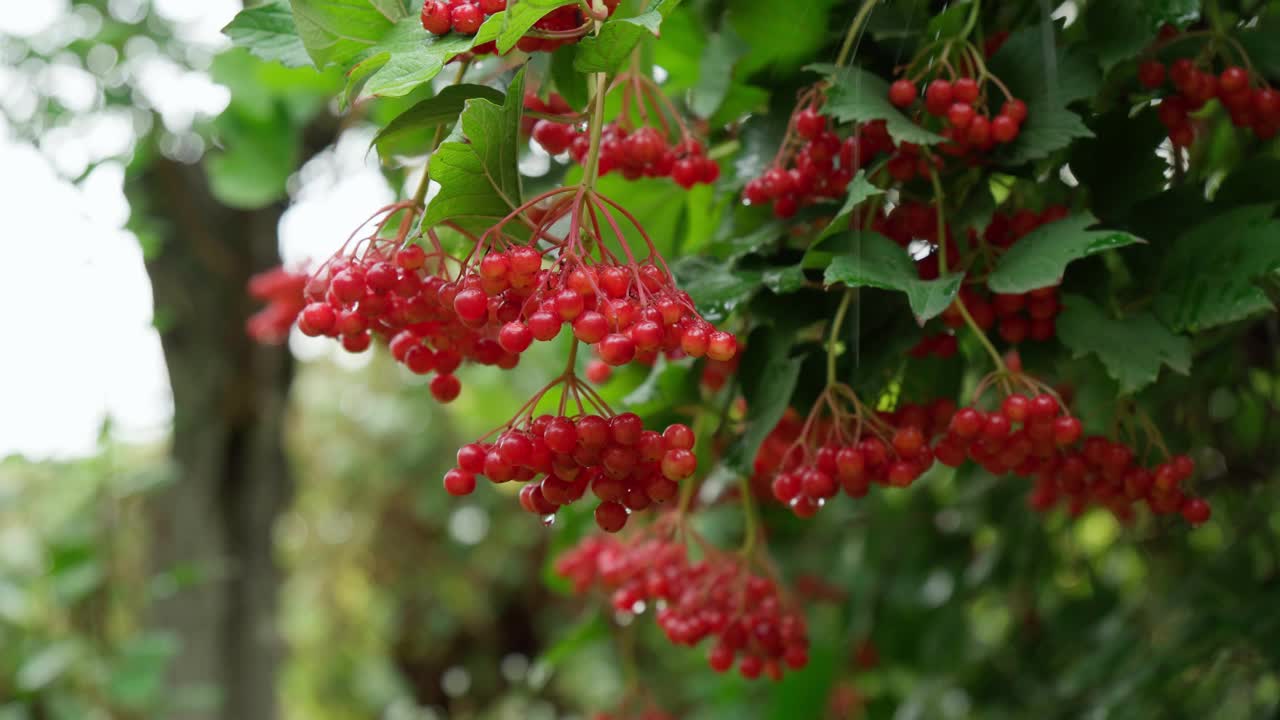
[445,399,698,532]
[935,378,1211,525]
[556,533,810,680]
[293,207,502,403]
[888,53,1028,156]
[743,93,881,218]
[421,0,619,55]
[527,71,719,188]
[246,265,307,345]
[1138,27,1279,145]
[756,384,949,517]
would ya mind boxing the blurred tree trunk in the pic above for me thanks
[137,156,295,720]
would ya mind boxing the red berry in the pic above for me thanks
[443,469,476,496]
[430,374,461,403]
[1138,61,1166,89]
[947,102,976,129]
[1052,416,1082,446]
[585,359,612,383]
[450,2,484,34]
[573,311,609,343]
[1181,497,1211,525]
[498,321,533,354]
[992,114,1019,143]
[661,449,697,480]
[795,108,826,139]
[1219,66,1248,94]
[420,0,452,34]
[953,77,980,104]
[663,424,695,450]
[889,79,917,108]
[707,331,738,361]
[595,501,629,532]
[925,79,954,114]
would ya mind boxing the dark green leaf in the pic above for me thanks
[538,612,608,668]
[1155,205,1280,332]
[731,324,803,475]
[671,256,761,321]
[423,69,526,231]
[986,213,1143,294]
[816,63,944,146]
[1084,0,1197,71]
[1237,17,1280,79]
[289,0,407,68]
[371,83,506,158]
[819,231,962,321]
[999,104,1094,165]
[622,358,699,415]
[762,264,807,294]
[574,0,680,73]
[727,0,840,75]
[223,0,312,68]
[550,45,590,109]
[1057,294,1190,394]
[817,171,883,242]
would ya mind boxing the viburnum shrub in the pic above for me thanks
[232,0,1280,709]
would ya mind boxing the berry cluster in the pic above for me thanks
[1138,28,1278,144]
[556,535,809,680]
[755,387,951,517]
[934,389,1210,524]
[246,265,307,345]
[296,234,497,403]
[531,120,719,188]
[445,412,697,532]
[889,74,1028,155]
[421,0,618,54]
[743,102,888,218]
[448,248,736,368]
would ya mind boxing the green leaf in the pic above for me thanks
[574,0,680,73]
[690,28,747,119]
[288,0,407,68]
[999,105,1095,165]
[622,358,699,415]
[727,0,841,75]
[1237,17,1280,79]
[986,26,1101,163]
[762,264,807,294]
[108,633,179,711]
[816,171,883,242]
[205,111,298,209]
[671,256,761,321]
[1057,295,1190,394]
[1155,205,1280,332]
[986,214,1143,294]
[494,0,579,54]
[423,69,526,232]
[223,0,313,68]
[371,83,506,158]
[348,18,479,100]
[1085,0,1197,70]
[819,231,962,321]
[730,324,803,475]
[816,63,944,146]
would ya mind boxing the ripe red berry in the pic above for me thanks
[450,2,484,34]
[992,114,1019,143]
[420,0,452,34]
[662,423,695,450]
[498,321,533,354]
[430,374,461,403]
[946,102,976,130]
[1181,497,1211,525]
[661,449,697,480]
[1138,61,1166,89]
[953,77,980,104]
[1052,416,1082,446]
[1219,66,1248,94]
[925,79,954,114]
[595,501,629,532]
[585,358,612,383]
[443,468,476,496]
[889,79,917,108]
[794,108,826,139]
[707,331,738,362]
